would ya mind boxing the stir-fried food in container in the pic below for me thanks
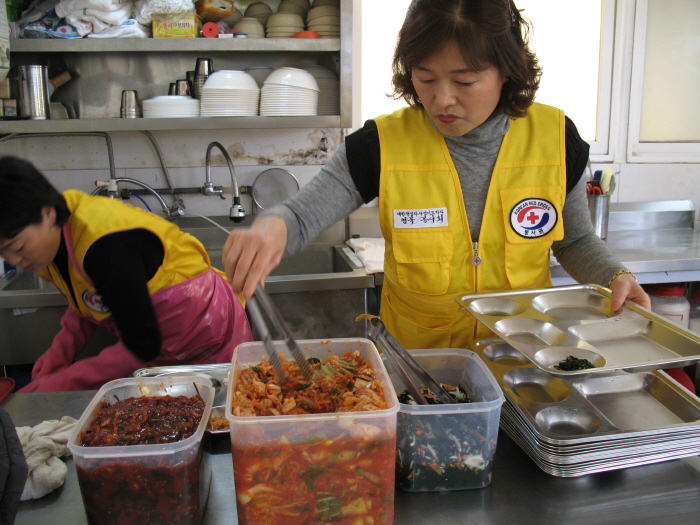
[232,350,388,416]
[231,349,395,525]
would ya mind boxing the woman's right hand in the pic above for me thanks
[222,215,288,298]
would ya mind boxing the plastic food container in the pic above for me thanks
[226,338,399,525]
[68,376,214,525]
[645,283,690,328]
[384,348,504,492]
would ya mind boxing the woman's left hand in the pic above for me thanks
[609,273,651,311]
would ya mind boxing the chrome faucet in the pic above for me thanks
[204,141,245,222]
[92,177,185,219]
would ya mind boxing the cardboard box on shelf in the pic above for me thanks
[152,11,201,38]
[0,78,10,99]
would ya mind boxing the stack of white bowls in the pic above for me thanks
[278,0,310,16]
[232,17,266,38]
[200,70,260,117]
[303,65,340,115]
[265,12,305,37]
[260,67,319,116]
[142,96,199,118]
[306,3,339,37]
[244,2,272,28]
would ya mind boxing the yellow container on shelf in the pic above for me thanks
[152,11,202,38]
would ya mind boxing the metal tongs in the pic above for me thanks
[245,284,313,386]
[366,317,454,405]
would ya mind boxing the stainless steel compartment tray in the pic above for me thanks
[473,338,700,476]
[458,284,700,377]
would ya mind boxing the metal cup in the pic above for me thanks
[195,58,214,77]
[588,194,610,239]
[175,79,191,96]
[186,70,195,96]
[168,82,177,95]
[120,90,140,118]
[14,65,50,120]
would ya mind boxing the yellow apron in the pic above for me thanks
[38,190,211,321]
[375,103,566,349]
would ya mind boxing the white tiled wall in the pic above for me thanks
[0,127,346,238]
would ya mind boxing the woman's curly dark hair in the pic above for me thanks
[391,0,541,118]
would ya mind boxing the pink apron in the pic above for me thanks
[19,224,252,392]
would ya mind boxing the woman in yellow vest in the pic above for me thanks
[222,0,650,350]
[0,156,252,392]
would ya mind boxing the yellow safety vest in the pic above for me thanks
[38,190,212,321]
[375,103,566,350]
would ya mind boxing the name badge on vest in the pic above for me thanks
[393,207,448,228]
[510,198,558,238]
[83,290,110,313]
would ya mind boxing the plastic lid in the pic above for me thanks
[693,289,700,302]
[647,284,685,297]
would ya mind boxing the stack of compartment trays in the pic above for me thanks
[458,284,700,477]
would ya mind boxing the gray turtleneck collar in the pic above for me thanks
[427,109,511,240]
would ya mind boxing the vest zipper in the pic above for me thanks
[471,242,482,267]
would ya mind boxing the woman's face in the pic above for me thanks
[0,207,61,273]
[412,41,506,136]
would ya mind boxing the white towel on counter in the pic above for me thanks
[346,237,385,274]
[16,416,78,501]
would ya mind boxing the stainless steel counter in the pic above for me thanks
[6,391,700,525]
[551,227,700,286]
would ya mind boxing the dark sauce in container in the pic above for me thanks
[76,395,207,525]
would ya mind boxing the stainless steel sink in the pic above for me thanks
[0,216,376,365]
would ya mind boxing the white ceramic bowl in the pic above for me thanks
[233,17,265,33]
[266,12,305,27]
[263,67,319,91]
[305,23,339,31]
[278,3,307,15]
[244,2,272,16]
[266,24,305,31]
[203,70,259,91]
[308,14,339,25]
[285,0,311,10]
[306,5,339,20]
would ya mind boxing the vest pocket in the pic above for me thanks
[392,228,453,295]
[380,291,453,350]
[504,242,552,289]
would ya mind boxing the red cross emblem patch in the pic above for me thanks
[510,198,558,238]
[82,290,110,313]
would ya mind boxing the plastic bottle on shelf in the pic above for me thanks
[645,284,690,329]
[689,289,700,334]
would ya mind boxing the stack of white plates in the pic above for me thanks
[260,67,319,116]
[200,70,260,117]
[304,65,339,115]
[142,96,199,118]
[306,4,339,37]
